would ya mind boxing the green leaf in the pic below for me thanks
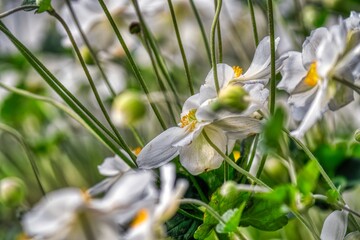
[297,160,320,194]
[194,182,288,239]
[260,184,298,211]
[314,142,347,176]
[262,107,286,152]
[166,211,201,240]
[35,0,52,13]
[216,204,245,234]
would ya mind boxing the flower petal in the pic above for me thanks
[179,126,226,175]
[320,210,348,240]
[213,116,262,140]
[302,27,328,68]
[137,127,188,169]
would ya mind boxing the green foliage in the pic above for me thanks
[22,0,52,13]
[216,204,245,234]
[166,211,201,240]
[297,160,320,195]
[262,107,286,152]
[314,142,347,176]
[194,182,288,239]
[261,184,298,211]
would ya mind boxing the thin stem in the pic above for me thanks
[177,208,203,221]
[0,5,37,19]
[0,123,46,196]
[97,0,168,130]
[189,0,211,65]
[141,35,178,125]
[267,0,276,115]
[166,0,194,95]
[333,77,360,95]
[256,154,268,178]
[247,0,259,46]
[50,10,137,163]
[65,0,116,97]
[0,21,136,168]
[214,0,223,63]
[181,166,209,203]
[246,135,259,171]
[129,125,144,147]
[210,0,222,94]
[291,211,321,240]
[202,131,271,189]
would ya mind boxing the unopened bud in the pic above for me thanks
[355,129,360,142]
[0,177,26,207]
[80,46,95,65]
[111,91,147,126]
[129,22,141,35]
[212,85,249,113]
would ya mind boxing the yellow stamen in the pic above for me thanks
[233,151,241,162]
[304,62,320,87]
[232,66,243,78]
[133,147,142,156]
[130,209,149,227]
[81,190,91,203]
[179,109,197,132]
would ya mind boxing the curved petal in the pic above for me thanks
[179,126,226,175]
[182,93,201,113]
[320,210,348,240]
[98,153,131,177]
[302,27,328,68]
[213,116,262,140]
[203,64,235,90]
[278,51,308,93]
[137,127,188,169]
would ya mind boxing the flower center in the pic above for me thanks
[232,66,243,78]
[180,109,197,132]
[130,208,149,227]
[133,147,142,156]
[304,62,320,87]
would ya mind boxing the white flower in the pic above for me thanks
[137,64,267,175]
[278,12,360,138]
[22,171,156,240]
[125,164,188,240]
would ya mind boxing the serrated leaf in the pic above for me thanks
[36,0,52,13]
[216,204,245,234]
[297,160,320,194]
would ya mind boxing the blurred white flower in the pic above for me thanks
[22,171,156,240]
[278,12,360,138]
[137,64,266,175]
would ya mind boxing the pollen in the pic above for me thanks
[130,209,149,227]
[233,151,241,162]
[232,66,243,78]
[180,109,197,132]
[133,147,142,156]
[304,62,320,87]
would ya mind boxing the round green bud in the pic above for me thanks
[111,91,147,126]
[302,5,327,29]
[355,129,360,143]
[80,46,95,65]
[212,85,249,113]
[129,22,141,35]
[0,177,26,208]
[264,158,288,183]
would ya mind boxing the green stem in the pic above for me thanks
[202,131,270,189]
[246,135,259,171]
[166,0,194,95]
[267,0,276,115]
[0,123,46,196]
[0,21,136,168]
[50,10,137,163]
[65,0,116,97]
[0,5,37,19]
[247,0,259,46]
[189,0,211,65]
[129,125,144,147]
[97,0,168,130]
[210,0,222,94]
[256,154,268,178]
[178,208,203,221]
[291,211,321,240]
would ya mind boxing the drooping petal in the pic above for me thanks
[213,116,262,140]
[291,80,331,138]
[137,127,189,169]
[320,210,349,240]
[98,154,131,177]
[278,51,308,93]
[179,126,227,175]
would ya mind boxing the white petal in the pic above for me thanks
[179,126,226,175]
[22,188,84,237]
[320,210,348,240]
[137,127,188,169]
[182,93,201,113]
[203,64,235,90]
[242,36,280,80]
[302,27,328,68]
[98,154,131,177]
[213,116,262,140]
[278,51,308,93]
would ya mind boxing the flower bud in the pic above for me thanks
[111,90,147,126]
[212,85,249,113]
[129,22,141,35]
[0,177,26,207]
[80,46,95,65]
[355,129,360,143]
